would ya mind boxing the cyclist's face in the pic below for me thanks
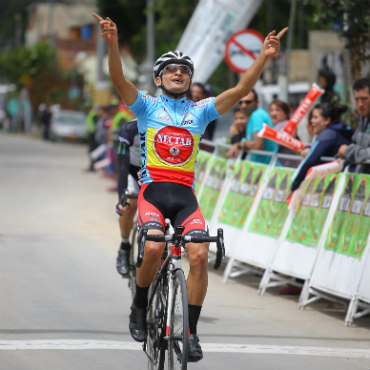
[156,64,192,95]
[354,87,370,118]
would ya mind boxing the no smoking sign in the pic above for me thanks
[225,29,264,73]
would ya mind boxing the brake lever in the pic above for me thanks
[136,228,147,268]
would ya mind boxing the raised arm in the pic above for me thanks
[92,13,138,105]
[214,28,288,115]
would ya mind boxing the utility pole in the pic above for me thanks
[138,0,155,93]
[279,0,296,102]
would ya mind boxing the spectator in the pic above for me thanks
[95,105,110,146]
[269,99,299,168]
[229,107,248,144]
[190,82,208,102]
[290,103,353,192]
[318,66,340,104]
[85,105,99,172]
[227,89,278,163]
[191,82,217,151]
[38,103,51,140]
[338,77,370,174]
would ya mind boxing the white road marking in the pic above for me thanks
[0,340,369,359]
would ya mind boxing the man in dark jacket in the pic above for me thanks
[338,77,370,174]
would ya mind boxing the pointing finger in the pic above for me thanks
[92,13,103,22]
[276,27,289,39]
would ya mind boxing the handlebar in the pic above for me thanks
[136,226,225,270]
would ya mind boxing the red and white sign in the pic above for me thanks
[225,29,264,73]
[154,126,194,165]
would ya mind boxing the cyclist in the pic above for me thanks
[93,12,287,362]
[115,119,141,276]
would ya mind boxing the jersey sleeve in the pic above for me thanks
[192,97,221,132]
[126,90,150,119]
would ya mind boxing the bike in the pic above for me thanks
[136,224,225,370]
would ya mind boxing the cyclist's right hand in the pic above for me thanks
[92,13,118,44]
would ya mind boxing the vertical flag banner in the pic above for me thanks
[325,173,370,258]
[249,168,294,238]
[218,161,265,228]
[198,156,227,221]
[287,174,339,247]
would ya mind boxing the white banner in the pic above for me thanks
[177,0,263,83]
[357,244,370,304]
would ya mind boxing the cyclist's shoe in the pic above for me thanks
[129,305,147,342]
[188,334,203,362]
[116,242,131,276]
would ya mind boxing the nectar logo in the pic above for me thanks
[154,126,194,165]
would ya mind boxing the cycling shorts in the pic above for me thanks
[137,182,208,236]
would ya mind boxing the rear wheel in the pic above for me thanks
[167,269,189,370]
[147,271,167,370]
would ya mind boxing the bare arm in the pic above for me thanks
[93,13,138,105]
[214,28,288,115]
[242,132,264,150]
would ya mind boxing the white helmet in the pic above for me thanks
[153,50,194,82]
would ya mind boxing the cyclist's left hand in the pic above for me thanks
[263,27,288,58]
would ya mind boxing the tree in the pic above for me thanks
[97,0,197,60]
[0,42,80,112]
[309,0,370,80]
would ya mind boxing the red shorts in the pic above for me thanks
[137,182,208,236]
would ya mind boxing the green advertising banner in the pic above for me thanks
[325,173,370,259]
[194,150,212,196]
[249,167,294,238]
[198,156,227,221]
[287,174,339,247]
[218,161,265,228]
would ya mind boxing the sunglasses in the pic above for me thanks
[160,64,192,77]
[238,100,253,105]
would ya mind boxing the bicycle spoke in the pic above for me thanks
[168,270,189,370]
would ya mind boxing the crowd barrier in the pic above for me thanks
[195,142,370,326]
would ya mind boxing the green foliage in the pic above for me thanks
[0,42,81,112]
[0,0,34,48]
[153,0,197,57]
[0,42,57,86]
[97,0,197,60]
[308,0,370,77]
[97,0,147,58]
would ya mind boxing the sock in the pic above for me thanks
[120,237,130,250]
[188,304,202,335]
[134,285,149,309]
[121,236,130,243]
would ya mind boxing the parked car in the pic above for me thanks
[49,110,86,142]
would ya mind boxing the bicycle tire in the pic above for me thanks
[146,270,167,370]
[167,269,189,370]
[128,223,138,300]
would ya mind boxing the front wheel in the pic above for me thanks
[167,269,189,370]
[147,272,167,370]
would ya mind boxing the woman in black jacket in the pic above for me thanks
[290,103,353,192]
